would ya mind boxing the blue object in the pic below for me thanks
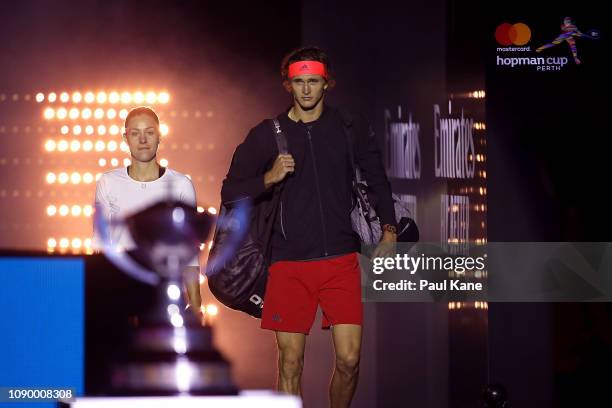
[0,257,84,407]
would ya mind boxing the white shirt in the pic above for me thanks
[93,167,199,267]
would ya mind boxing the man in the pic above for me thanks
[221,46,397,407]
[93,106,202,316]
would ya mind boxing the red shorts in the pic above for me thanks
[261,252,363,334]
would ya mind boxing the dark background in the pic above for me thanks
[1,0,611,406]
[483,1,610,407]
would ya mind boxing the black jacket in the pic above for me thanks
[221,105,395,262]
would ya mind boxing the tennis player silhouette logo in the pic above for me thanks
[536,17,600,64]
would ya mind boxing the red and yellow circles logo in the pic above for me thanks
[495,23,531,45]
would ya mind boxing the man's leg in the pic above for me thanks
[275,331,307,396]
[330,323,362,408]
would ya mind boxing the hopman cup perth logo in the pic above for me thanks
[495,18,601,71]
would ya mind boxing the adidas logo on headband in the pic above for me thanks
[288,60,328,79]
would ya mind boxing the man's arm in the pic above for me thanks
[92,176,112,252]
[221,127,275,204]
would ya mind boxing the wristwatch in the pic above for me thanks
[382,224,397,234]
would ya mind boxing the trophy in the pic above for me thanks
[94,199,241,395]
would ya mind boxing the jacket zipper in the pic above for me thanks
[280,201,287,239]
[307,128,329,256]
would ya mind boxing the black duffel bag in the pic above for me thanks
[340,109,420,246]
[205,119,287,318]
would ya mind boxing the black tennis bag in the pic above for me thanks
[205,119,288,318]
[341,109,420,246]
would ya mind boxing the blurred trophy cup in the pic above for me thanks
[93,199,247,396]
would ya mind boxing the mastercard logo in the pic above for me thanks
[495,23,531,46]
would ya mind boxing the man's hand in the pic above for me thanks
[264,154,295,189]
[371,230,397,259]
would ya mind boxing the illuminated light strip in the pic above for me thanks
[37,91,170,105]
[448,301,488,310]
[31,91,191,107]
[449,90,486,99]
[42,106,162,122]
[45,172,96,184]
[46,204,94,217]
[96,157,124,168]
[47,237,94,254]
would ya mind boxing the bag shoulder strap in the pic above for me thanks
[259,119,289,259]
[261,118,289,219]
[338,108,363,182]
[270,118,289,155]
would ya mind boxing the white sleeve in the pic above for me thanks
[92,176,112,250]
[179,177,197,207]
[180,177,200,268]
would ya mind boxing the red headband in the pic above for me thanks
[288,60,328,79]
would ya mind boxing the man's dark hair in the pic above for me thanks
[280,46,335,86]
[124,106,160,128]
